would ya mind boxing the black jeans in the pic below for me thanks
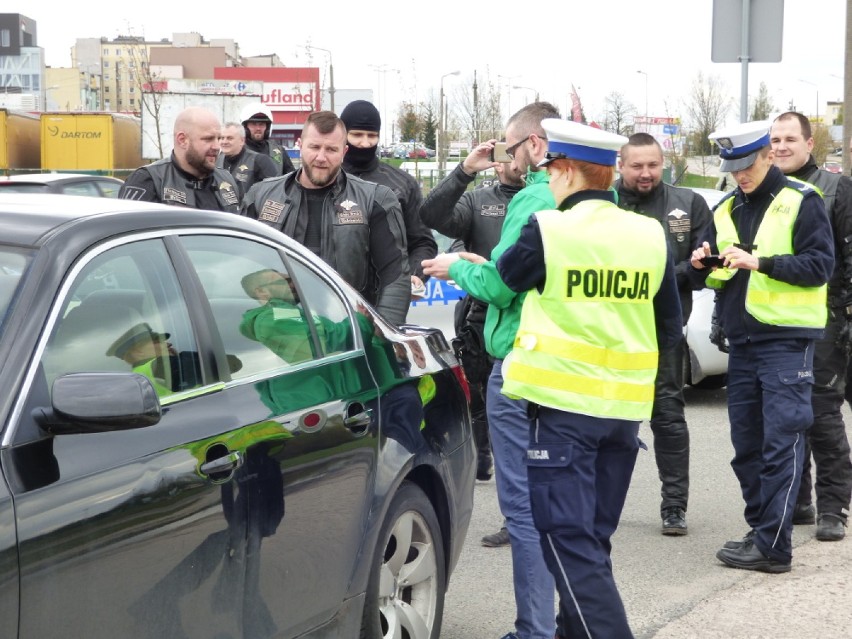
[799,308,852,519]
[651,338,690,513]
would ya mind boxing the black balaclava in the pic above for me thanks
[340,100,381,168]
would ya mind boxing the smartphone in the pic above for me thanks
[699,255,726,268]
[491,142,511,163]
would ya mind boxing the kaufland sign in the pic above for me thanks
[263,83,317,112]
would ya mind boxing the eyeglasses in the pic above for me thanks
[505,134,545,160]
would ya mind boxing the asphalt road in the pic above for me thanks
[439,386,852,639]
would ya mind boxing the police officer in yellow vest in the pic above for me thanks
[494,119,683,639]
[690,120,834,573]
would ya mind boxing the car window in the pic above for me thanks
[96,180,122,198]
[41,239,203,399]
[59,181,102,197]
[180,235,354,380]
[0,246,33,335]
[0,183,49,193]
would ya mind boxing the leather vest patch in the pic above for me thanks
[220,182,240,206]
[337,199,365,224]
[259,199,285,223]
[480,204,506,217]
[667,208,690,242]
[163,187,188,205]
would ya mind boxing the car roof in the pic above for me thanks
[0,193,285,249]
[0,173,123,184]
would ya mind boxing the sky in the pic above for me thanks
[19,0,847,131]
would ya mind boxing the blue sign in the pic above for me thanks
[663,124,679,135]
[236,81,247,92]
[410,278,466,307]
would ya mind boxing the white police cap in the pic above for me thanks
[537,119,628,167]
[708,120,771,172]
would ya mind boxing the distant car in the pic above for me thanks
[0,173,124,197]
[0,194,475,639]
[824,162,842,174]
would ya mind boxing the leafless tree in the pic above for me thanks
[749,82,776,121]
[684,71,732,156]
[447,71,504,145]
[601,91,637,136]
[125,40,167,159]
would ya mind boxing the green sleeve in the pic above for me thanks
[448,182,554,308]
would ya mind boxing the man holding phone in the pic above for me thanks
[615,133,713,536]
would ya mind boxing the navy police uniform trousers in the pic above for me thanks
[726,338,814,564]
[527,404,642,639]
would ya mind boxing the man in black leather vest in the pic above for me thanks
[615,133,713,536]
[240,103,296,177]
[217,122,279,201]
[340,100,437,298]
[119,106,240,213]
[771,111,852,542]
[241,111,410,325]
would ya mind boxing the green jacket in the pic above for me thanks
[449,170,554,359]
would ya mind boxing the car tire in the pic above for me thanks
[360,481,446,639]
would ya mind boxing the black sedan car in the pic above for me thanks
[0,173,124,197]
[0,194,475,639]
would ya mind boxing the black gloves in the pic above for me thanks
[709,303,729,354]
[834,306,852,356]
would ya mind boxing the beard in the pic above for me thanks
[184,146,215,177]
[302,162,341,188]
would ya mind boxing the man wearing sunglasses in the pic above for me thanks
[423,101,561,639]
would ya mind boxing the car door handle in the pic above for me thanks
[200,450,244,476]
[344,406,373,435]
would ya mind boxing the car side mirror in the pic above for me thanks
[33,372,162,435]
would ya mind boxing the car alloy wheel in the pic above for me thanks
[361,481,446,639]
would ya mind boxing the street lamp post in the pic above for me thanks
[513,85,539,105]
[439,70,460,176]
[498,74,519,117]
[370,64,400,146]
[637,69,648,128]
[799,78,819,124]
[306,44,335,113]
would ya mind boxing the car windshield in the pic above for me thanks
[0,246,33,335]
[0,183,50,193]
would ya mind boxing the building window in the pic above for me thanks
[1,29,10,47]
[129,98,135,106]
[103,60,109,68]
[115,48,121,55]
[104,86,110,93]
[129,86,134,93]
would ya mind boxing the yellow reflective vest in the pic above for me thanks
[502,201,668,421]
[708,186,827,328]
